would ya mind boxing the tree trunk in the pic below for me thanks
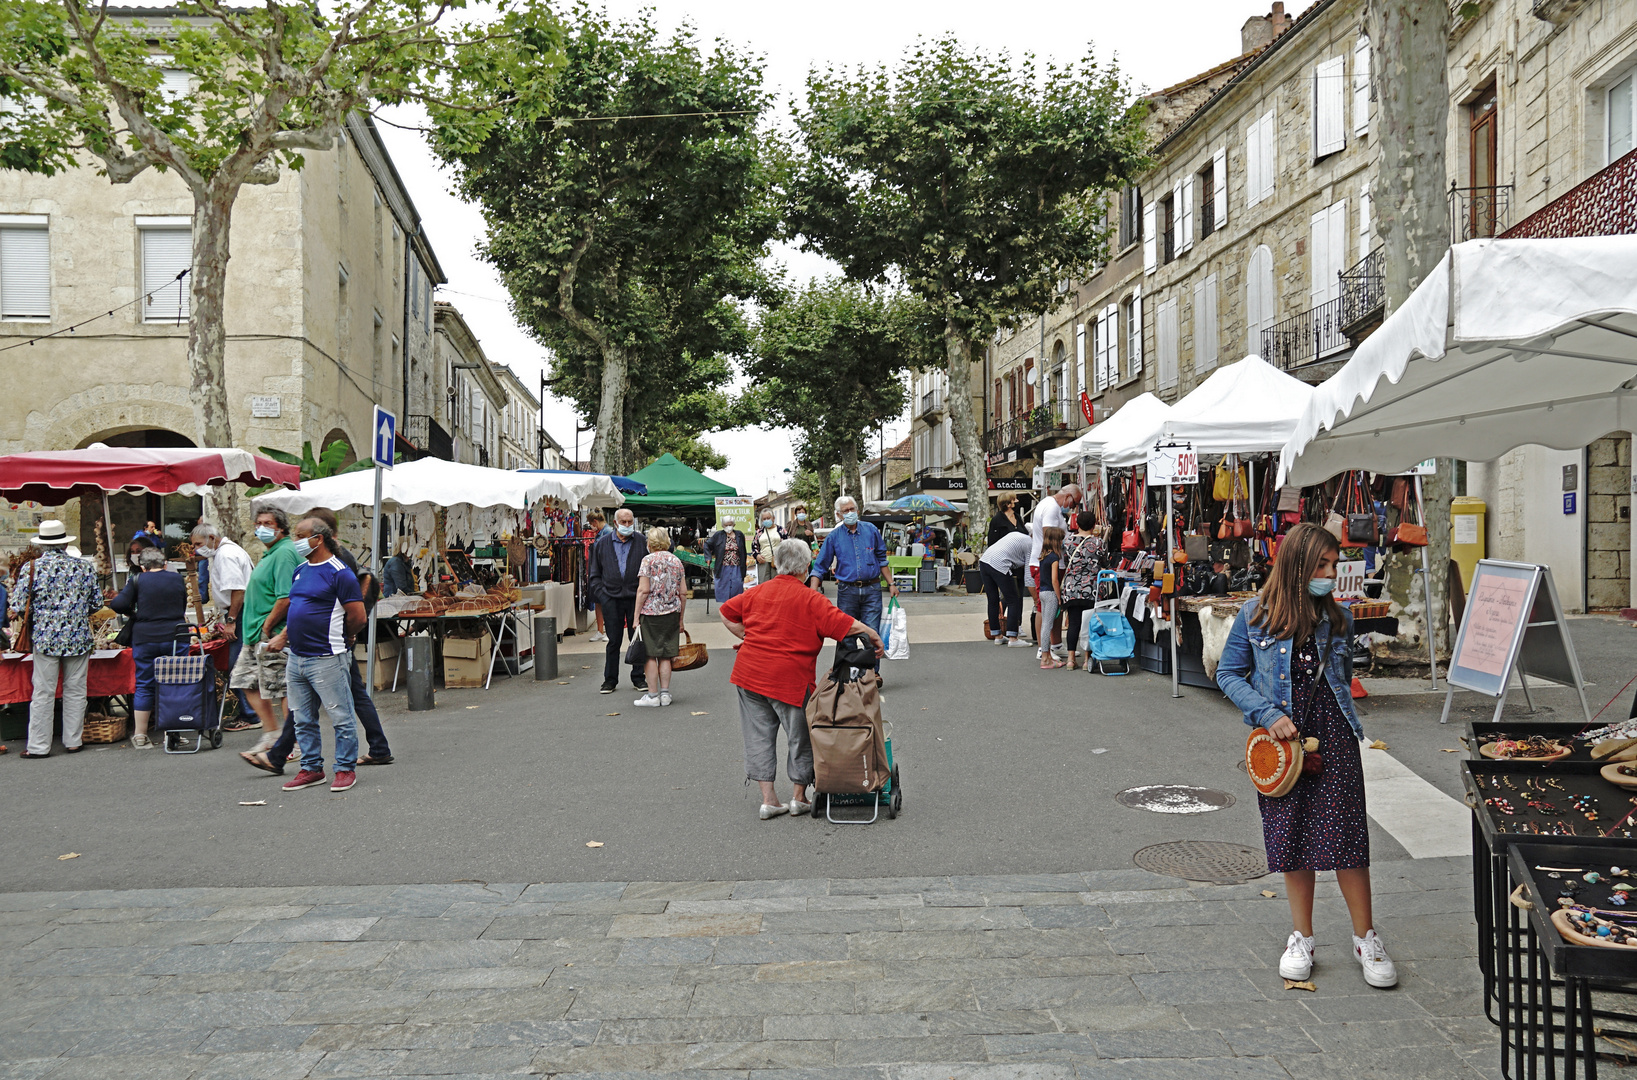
[841,440,862,507]
[1370,0,1453,653]
[190,182,244,543]
[816,458,835,526]
[589,342,628,476]
[944,319,990,551]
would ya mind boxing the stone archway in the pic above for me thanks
[318,426,358,469]
[74,426,201,560]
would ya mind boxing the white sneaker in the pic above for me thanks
[659,690,673,706]
[589,631,606,642]
[634,693,662,707]
[1353,929,1398,988]
[1006,638,1032,648]
[1051,644,1068,659]
[992,636,1007,645]
[759,803,789,820]
[1279,931,1315,980]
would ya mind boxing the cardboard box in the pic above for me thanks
[442,632,492,688]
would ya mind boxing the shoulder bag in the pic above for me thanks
[1345,472,1379,546]
[1390,483,1429,548]
[13,560,35,654]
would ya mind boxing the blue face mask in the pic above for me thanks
[292,537,314,558]
[1307,577,1336,597]
[255,526,276,544]
[761,519,774,529]
[796,513,807,521]
[616,524,634,537]
[842,511,859,527]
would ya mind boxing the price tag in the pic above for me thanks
[1336,559,1366,599]
[1145,441,1198,486]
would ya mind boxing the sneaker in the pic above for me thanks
[282,769,327,791]
[1006,638,1032,648]
[131,733,153,749]
[1353,929,1398,988]
[1279,931,1315,980]
[759,803,789,820]
[632,676,648,691]
[588,631,607,642]
[599,681,616,694]
[992,636,1007,645]
[1051,644,1068,658]
[330,771,357,792]
[634,693,662,707]
[659,691,673,706]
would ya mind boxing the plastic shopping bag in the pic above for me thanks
[885,597,910,661]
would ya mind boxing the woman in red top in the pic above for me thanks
[719,538,884,819]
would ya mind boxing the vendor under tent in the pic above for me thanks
[618,453,738,511]
[1041,392,1173,472]
[1279,237,1637,486]
[1101,356,1315,468]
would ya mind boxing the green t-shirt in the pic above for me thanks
[243,536,301,644]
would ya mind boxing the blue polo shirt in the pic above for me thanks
[813,521,888,584]
[286,555,363,658]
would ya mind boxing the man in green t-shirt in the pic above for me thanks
[229,508,303,754]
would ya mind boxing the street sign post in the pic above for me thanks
[366,406,395,694]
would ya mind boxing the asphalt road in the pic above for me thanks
[4,605,1632,893]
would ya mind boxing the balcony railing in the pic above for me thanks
[403,414,453,460]
[1449,182,1513,243]
[983,417,1022,456]
[1337,247,1385,334]
[1504,145,1637,240]
[917,388,943,419]
[1260,298,1347,370]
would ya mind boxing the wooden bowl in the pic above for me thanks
[1480,741,1571,761]
[1552,908,1637,949]
[1601,762,1637,789]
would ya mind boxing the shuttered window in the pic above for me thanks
[1314,56,1346,158]
[1126,289,1143,378]
[1142,200,1157,274]
[1310,200,1348,355]
[160,68,190,100]
[1245,109,1276,207]
[0,221,50,319]
[1179,173,1195,253]
[1076,322,1087,396]
[1354,36,1371,136]
[1246,245,1276,355]
[1359,181,1372,264]
[1101,304,1119,389]
[1212,148,1228,232]
[1194,274,1219,373]
[1156,297,1179,391]
[140,225,192,322]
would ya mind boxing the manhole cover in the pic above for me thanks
[1116,785,1236,814]
[1134,840,1269,884]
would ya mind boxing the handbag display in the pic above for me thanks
[1344,472,1379,546]
[1389,479,1428,547]
[1184,534,1210,562]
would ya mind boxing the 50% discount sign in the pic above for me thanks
[1145,441,1198,486]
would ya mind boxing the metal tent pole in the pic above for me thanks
[1415,475,1439,691]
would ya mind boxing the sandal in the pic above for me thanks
[240,750,283,775]
[1039,657,1066,670]
[130,733,153,749]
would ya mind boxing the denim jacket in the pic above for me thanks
[1215,597,1363,740]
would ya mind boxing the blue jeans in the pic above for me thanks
[834,582,883,670]
[131,641,169,712]
[267,658,391,770]
[286,652,358,773]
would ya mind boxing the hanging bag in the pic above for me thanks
[1322,475,1348,542]
[1346,472,1379,546]
[1121,474,1140,551]
[1390,480,1429,548]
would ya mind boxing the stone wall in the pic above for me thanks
[1587,434,1631,609]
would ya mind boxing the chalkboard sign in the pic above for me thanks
[1438,559,1592,725]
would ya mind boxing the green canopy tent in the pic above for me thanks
[620,453,739,511]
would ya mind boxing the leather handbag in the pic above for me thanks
[13,560,35,655]
[1184,534,1210,562]
[1323,510,1347,542]
[1233,518,1255,539]
[1246,728,1321,797]
[1277,485,1302,513]
[673,630,709,671]
[1344,473,1378,546]
[1390,486,1429,547]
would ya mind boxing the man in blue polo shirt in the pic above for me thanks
[808,495,897,674]
[265,516,366,794]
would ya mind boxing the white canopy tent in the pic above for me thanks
[1041,392,1173,471]
[250,457,624,515]
[1102,356,1316,468]
[1280,237,1637,486]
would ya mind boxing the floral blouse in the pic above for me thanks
[639,550,685,616]
[9,549,102,657]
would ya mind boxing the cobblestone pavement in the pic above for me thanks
[0,857,1495,1079]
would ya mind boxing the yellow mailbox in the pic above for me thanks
[1450,496,1486,592]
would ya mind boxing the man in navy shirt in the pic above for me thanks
[265,517,366,793]
[808,495,897,673]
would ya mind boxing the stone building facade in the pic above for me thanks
[491,362,552,472]
[431,303,509,469]
[0,113,445,549]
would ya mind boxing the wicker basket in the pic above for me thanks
[81,712,129,744]
[673,631,709,672]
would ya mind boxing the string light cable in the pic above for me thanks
[0,269,190,354]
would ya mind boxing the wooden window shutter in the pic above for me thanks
[1245,119,1263,208]
[1076,322,1087,396]
[1143,201,1157,273]
[1314,57,1346,157]
[1309,207,1331,309]
[1212,148,1228,229]
[0,226,50,318]
[1359,181,1372,264]
[1171,179,1185,257]
[1354,36,1371,136]
[1128,291,1142,376]
[1180,173,1195,252]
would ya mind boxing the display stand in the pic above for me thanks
[1147,440,1196,700]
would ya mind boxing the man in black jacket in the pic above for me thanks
[589,507,646,694]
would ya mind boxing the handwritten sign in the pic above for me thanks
[1146,442,1198,486]
[1335,560,1366,600]
[1446,561,1542,698]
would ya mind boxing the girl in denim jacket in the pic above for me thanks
[1217,522,1395,989]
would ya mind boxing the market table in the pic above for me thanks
[377,606,526,691]
[0,649,135,705]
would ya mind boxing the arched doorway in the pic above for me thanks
[79,428,203,562]
[319,427,359,470]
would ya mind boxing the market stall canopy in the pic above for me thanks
[1040,393,1173,471]
[1102,356,1315,467]
[518,469,647,495]
[619,453,738,508]
[249,457,621,514]
[0,446,300,505]
[889,493,960,513]
[1279,237,1637,486]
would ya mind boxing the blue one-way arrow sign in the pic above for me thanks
[372,405,396,470]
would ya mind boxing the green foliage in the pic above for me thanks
[430,3,776,474]
[633,435,728,474]
[789,464,841,507]
[258,439,356,482]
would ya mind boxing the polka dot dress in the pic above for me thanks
[1258,636,1370,873]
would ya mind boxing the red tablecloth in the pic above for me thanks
[0,651,137,705]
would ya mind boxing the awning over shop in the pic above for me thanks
[1102,356,1314,467]
[1279,237,1637,486]
[519,468,647,495]
[619,453,739,509]
[249,457,622,514]
[1040,393,1173,471]
[0,446,300,505]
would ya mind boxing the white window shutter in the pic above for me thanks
[1247,245,1273,355]
[1309,208,1331,309]
[1315,57,1346,157]
[1128,291,1142,377]
[1329,198,1348,284]
[0,226,50,318]
[1143,201,1157,274]
[1181,174,1195,252]
[1157,298,1179,391]
[1106,305,1120,386]
[1212,148,1228,229]
[1354,36,1371,136]
[1194,275,1219,373]
[141,226,192,322]
[1076,322,1087,395]
[1245,120,1262,208]
[1359,181,1372,263]
[1091,318,1104,392]
[1206,275,1219,368]
[1260,111,1277,202]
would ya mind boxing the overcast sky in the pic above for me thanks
[375,0,1251,497]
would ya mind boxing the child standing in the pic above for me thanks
[1036,527,1067,670]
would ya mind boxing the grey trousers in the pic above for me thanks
[30,652,89,755]
[1037,590,1060,652]
[737,686,813,785]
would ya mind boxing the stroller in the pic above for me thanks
[1083,610,1136,676]
[806,634,901,823]
[152,636,223,753]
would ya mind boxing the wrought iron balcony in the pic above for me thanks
[982,417,1023,456]
[917,388,943,420]
[1449,182,1513,243]
[1260,298,1347,371]
[1504,145,1637,239]
[403,414,453,460]
[1338,247,1385,337]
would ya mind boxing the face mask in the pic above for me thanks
[761,519,773,529]
[723,522,734,531]
[1307,577,1336,598]
[842,511,859,527]
[616,524,634,537]
[255,526,276,544]
[292,537,314,558]
[198,546,215,559]
[796,513,807,522]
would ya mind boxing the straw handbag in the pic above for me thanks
[673,630,709,672]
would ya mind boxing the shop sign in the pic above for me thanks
[1145,441,1198,486]
[988,478,1031,491]
[1079,390,1095,427]
[1336,559,1366,599]
[251,395,281,418]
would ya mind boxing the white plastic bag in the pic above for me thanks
[885,598,909,661]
